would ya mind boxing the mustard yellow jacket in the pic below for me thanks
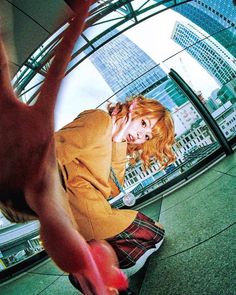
[55,109,137,241]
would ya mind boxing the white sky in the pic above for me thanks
[55,60,113,129]
[55,7,219,131]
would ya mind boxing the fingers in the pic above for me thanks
[126,111,132,124]
[41,225,94,273]
[126,99,137,123]
[129,97,139,113]
[73,240,128,294]
[0,37,15,100]
[35,0,93,114]
[40,208,109,294]
[39,201,90,273]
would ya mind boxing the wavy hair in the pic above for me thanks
[108,95,176,168]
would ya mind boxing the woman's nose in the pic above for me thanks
[137,131,143,139]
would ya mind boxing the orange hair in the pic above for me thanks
[108,95,176,168]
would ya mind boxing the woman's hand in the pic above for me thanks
[0,0,91,268]
[111,113,132,143]
[111,98,138,143]
[0,1,128,294]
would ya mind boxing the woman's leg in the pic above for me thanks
[106,212,165,277]
[155,221,164,229]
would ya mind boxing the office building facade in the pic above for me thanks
[167,0,236,57]
[171,21,236,86]
[88,32,187,111]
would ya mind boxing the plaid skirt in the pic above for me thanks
[106,212,165,269]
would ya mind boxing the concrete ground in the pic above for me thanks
[1,152,236,295]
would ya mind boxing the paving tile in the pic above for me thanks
[212,152,236,173]
[159,169,236,257]
[212,161,236,177]
[140,223,236,295]
[139,198,162,221]
[140,155,236,295]
[161,167,221,212]
[161,154,236,213]
[1,272,59,295]
[1,155,235,295]
[27,259,63,276]
[41,274,80,295]
[128,267,147,294]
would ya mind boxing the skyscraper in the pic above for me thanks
[166,0,236,57]
[88,31,187,110]
[171,21,236,86]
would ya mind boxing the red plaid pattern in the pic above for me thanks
[106,212,165,269]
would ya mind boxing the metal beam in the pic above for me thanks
[14,0,191,98]
[169,68,233,156]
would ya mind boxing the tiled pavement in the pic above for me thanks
[1,152,236,295]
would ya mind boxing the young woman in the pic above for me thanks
[55,95,176,290]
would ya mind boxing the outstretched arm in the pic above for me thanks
[0,36,15,99]
[35,2,90,116]
[0,1,127,294]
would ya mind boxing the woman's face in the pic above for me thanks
[123,116,158,144]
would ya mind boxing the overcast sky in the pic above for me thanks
[55,7,219,131]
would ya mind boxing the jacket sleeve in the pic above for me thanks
[55,109,111,166]
[109,141,128,197]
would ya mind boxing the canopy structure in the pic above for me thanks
[5,0,191,101]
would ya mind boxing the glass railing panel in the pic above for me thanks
[0,221,41,271]
[0,212,12,229]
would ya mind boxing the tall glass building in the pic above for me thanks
[88,32,187,110]
[166,0,236,57]
[171,21,236,86]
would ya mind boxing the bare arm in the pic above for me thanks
[0,37,15,98]
[0,1,117,293]
[0,2,128,293]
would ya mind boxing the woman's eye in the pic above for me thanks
[141,119,146,127]
[145,135,150,140]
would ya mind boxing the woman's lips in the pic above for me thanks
[127,134,134,143]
